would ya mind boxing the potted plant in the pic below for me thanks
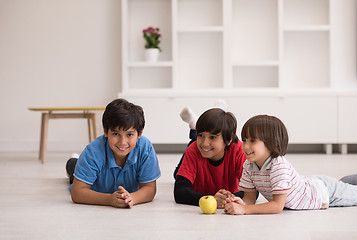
[143,26,161,62]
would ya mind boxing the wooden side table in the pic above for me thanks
[29,107,105,163]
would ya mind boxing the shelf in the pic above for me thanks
[232,61,279,67]
[126,0,172,62]
[119,88,348,98]
[127,61,173,67]
[283,31,330,88]
[128,67,172,89]
[231,0,278,62]
[233,66,279,88]
[284,25,330,32]
[177,32,223,89]
[118,0,357,145]
[122,0,332,92]
[177,0,223,28]
[283,0,329,26]
[177,26,224,33]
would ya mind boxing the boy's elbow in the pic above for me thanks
[70,191,80,204]
[173,191,182,204]
[173,181,188,204]
[274,208,284,214]
[272,204,285,214]
[70,189,84,204]
[173,187,183,204]
[173,188,191,205]
[173,187,181,204]
[148,188,156,202]
[142,182,157,203]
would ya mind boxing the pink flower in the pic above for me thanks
[143,26,162,51]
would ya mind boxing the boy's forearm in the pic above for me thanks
[71,188,111,206]
[242,201,284,214]
[242,193,287,214]
[131,182,157,206]
[242,191,257,205]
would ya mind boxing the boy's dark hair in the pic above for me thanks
[241,115,289,158]
[196,108,238,148]
[102,98,145,134]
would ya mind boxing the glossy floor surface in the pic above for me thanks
[1,152,357,240]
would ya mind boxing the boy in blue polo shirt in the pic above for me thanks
[65,98,161,208]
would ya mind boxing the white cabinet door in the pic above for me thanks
[229,96,337,144]
[279,97,337,143]
[125,96,337,144]
[338,97,357,143]
[124,96,225,144]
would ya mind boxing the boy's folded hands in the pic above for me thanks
[111,186,133,208]
[214,189,235,209]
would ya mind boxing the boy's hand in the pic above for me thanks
[110,186,133,208]
[224,196,245,206]
[223,197,246,215]
[214,189,235,209]
[224,201,246,215]
[118,186,133,208]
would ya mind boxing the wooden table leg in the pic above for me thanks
[39,112,49,164]
[88,115,93,142]
[92,113,98,139]
[87,113,98,142]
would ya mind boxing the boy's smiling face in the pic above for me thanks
[242,137,271,168]
[196,131,227,161]
[104,126,141,163]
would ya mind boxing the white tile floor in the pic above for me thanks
[1,152,357,239]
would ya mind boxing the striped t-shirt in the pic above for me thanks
[239,156,327,210]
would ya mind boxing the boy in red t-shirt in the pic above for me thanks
[174,103,248,208]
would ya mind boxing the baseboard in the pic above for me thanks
[153,143,357,154]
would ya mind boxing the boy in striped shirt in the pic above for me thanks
[223,115,357,215]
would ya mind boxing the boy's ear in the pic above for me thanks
[103,127,108,137]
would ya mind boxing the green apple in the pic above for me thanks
[199,195,217,214]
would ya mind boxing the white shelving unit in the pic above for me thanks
[121,0,173,90]
[121,0,332,92]
[119,0,357,153]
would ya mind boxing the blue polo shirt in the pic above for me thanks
[73,134,161,193]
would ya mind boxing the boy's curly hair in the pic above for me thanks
[102,98,145,134]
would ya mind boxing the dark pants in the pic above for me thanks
[66,158,78,184]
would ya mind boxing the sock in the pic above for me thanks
[340,174,357,185]
[214,99,228,111]
[70,152,79,159]
[180,107,197,129]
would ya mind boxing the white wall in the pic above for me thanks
[331,0,357,89]
[0,0,121,152]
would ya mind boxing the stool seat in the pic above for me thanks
[29,107,105,163]
[29,107,105,112]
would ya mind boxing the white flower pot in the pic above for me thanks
[144,48,160,62]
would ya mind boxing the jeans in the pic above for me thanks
[313,175,357,207]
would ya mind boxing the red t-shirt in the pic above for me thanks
[176,141,246,195]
